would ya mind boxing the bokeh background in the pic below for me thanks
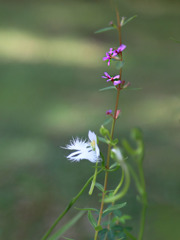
[1,0,180,239]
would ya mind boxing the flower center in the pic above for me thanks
[90,140,96,150]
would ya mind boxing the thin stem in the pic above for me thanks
[94,8,122,240]
[41,169,103,240]
[138,163,147,240]
[138,195,147,240]
[113,168,124,196]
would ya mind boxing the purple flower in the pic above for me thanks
[113,80,121,86]
[113,44,126,56]
[106,109,112,115]
[103,48,117,66]
[102,72,121,86]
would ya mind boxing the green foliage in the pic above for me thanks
[95,182,104,192]
[48,211,84,240]
[121,15,138,27]
[95,26,117,34]
[100,125,111,138]
[103,202,127,215]
[99,86,117,92]
[88,210,97,229]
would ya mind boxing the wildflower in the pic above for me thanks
[102,72,121,86]
[63,131,100,163]
[113,44,126,56]
[106,109,113,115]
[103,48,117,66]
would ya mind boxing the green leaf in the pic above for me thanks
[95,225,103,231]
[102,117,113,126]
[111,138,119,146]
[48,212,84,240]
[98,136,109,144]
[121,15,137,27]
[62,237,75,240]
[99,86,116,92]
[124,229,137,240]
[118,214,132,224]
[103,202,127,215]
[109,162,119,170]
[100,125,110,137]
[95,26,117,34]
[95,182,104,192]
[116,61,124,70]
[88,211,97,229]
[75,207,98,212]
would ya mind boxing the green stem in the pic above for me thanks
[138,194,147,240]
[113,168,124,196]
[138,163,147,240]
[41,169,103,240]
[89,162,99,195]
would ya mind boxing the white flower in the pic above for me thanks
[63,130,101,163]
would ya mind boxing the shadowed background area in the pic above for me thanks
[0,0,180,239]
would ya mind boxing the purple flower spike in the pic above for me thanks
[106,109,112,115]
[114,44,126,56]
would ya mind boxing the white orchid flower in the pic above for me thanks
[63,130,101,163]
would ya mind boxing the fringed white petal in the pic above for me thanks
[64,135,101,163]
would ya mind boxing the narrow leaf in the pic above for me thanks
[88,211,97,229]
[98,136,109,144]
[119,214,132,224]
[103,202,127,214]
[116,61,124,70]
[62,237,75,240]
[95,225,103,231]
[99,86,116,92]
[122,15,137,27]
[48,212,84,240]
[95,182,104,192]
[102,117,113,126]
[95,26,117,34]
[124,229,137,240]
[75,207,98,212]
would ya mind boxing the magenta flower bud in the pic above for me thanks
[115,110,121,119]
[106,110,113,115]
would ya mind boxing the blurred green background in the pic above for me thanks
[0,0,180,239]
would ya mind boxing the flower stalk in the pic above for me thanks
[94,8,123,240]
